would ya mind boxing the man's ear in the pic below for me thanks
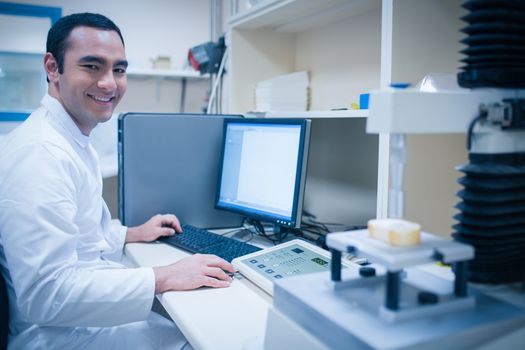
[44,53,59,82]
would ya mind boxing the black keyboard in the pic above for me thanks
[158,224,262,262]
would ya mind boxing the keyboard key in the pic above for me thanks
[158,224,262,262]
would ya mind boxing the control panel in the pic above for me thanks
[232,239,356,295]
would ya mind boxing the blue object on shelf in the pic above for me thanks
[359,93,369,109]
[390,82,411,89]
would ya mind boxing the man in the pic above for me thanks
[0,13,235,349]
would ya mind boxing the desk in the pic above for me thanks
[125,241,271,350]
[125,240,525,350]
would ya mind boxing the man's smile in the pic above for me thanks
[87,93,115,102]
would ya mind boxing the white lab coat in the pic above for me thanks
[0,95,186,349]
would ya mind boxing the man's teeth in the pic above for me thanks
[89,95,112,102]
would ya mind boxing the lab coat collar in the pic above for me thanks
[41,94,90,149]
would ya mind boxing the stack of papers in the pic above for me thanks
[255,71,309,112]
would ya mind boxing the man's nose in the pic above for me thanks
[97,70,117,91]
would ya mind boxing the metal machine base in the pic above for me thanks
[268,270,525,350]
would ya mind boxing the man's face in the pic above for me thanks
[50,26,127,135]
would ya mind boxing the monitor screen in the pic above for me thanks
[216,118,311,229]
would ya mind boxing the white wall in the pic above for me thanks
[3,0,215,114]
[9,0,211,70]
[295,9,381,110]
[0,13,50,53]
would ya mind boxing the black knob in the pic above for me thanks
[359,266,376,277]
[418,291,439,305]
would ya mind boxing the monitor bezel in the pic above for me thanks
[215,117,311,229]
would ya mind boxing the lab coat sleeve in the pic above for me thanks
[100,219,128,262]
[0,144,155,327]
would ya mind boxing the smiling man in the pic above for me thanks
[45,20,128,135]
[0,13,234,349]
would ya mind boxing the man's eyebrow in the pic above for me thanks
[116,60,128,68]
[78,56,128,68]
[78,56,106,65]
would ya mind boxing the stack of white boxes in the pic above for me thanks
[255,71,309,112]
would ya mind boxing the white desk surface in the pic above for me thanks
[126,239,525,350]
[125,241,272,350]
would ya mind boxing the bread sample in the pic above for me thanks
[368,218,421,246]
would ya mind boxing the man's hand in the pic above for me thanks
[125,214,182,243]
[153,254,236,293]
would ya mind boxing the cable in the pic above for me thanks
[467,115,482,151]
[244,218,288,244]
[228,219,257,243]
[242,212,366,247]
[206,46,229,114]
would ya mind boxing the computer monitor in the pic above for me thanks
[216,118,311,233]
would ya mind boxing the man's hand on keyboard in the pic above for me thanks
[153,254,236,293]
[125,214,182,243]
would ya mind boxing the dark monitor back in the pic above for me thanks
[118,113,244,228]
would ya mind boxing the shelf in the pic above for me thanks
[126,68,206,79]
[366,88,513,134]
[229,0,380,33]
[265,109,368,119]
[227,0,474,244]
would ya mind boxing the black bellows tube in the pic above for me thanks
[454,153,525,284]
[455,0,525,284]
[457,0,525,89]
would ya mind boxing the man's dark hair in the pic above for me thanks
[46,13,125,75]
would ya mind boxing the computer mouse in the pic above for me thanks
[223,270,235,278]
[222,270,242,279]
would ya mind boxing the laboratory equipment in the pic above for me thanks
[266,235,525,349]
[368,0,525,285]
[259,1,525,349]
[188,36,226,75]
[327,230,474,322]
[232,239,358,295]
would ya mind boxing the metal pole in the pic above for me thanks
[179,77,187,113]
[454,261,468,297]
[386,271,400,310]
[208,0,223,114]
[330,249,342,282]
[230,0,238,16]
[210,0,222,42]
[389,133,406,218]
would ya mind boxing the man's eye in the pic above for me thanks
[114,68,127,74]
[82,64,98,70]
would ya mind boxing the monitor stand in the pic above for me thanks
[273,224,284,242]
